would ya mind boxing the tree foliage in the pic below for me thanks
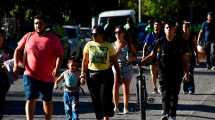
[142,0,211,21]
[0,0,117,25]
[0,0,214,24]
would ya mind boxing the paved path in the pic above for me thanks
[2,66,215,120]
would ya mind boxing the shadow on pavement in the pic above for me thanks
[153,113,215,120]
[146,103,215,113]
[194,70,215,75]
[5,100,94,115]
[193,93,215,96]
[177,104,215,113]
[177,113,215,120]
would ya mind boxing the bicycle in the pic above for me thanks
[135,63,154,120]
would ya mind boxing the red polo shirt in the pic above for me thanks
[18,32,64,82]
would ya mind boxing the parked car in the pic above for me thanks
[98,9,136,27]
[80,27,91,42]
[63,25,80,40]
[97,9,137,42]
[62,25,82,64]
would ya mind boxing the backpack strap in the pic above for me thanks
[22,32,33,67]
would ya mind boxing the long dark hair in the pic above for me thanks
[92,25,108,42]
[0,29,7,49]
[114,25,133,50]
[114,25,126,40]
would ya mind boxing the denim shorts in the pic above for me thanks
[23,75,54,101]
[119,64,132,80]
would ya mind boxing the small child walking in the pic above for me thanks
[54,57,84,120]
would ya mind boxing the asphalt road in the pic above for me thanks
[3,65,215,120]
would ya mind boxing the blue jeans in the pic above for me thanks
[63,91,79,120]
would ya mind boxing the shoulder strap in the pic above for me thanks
[24,32,33,48]
[22,32,33,66]
[26,32,33,44]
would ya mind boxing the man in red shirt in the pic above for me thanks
[13,14,64,120]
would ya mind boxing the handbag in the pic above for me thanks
[3,59,18,82]
[199,39,209,49]
[197,45,207,63]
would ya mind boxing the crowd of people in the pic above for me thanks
[0,11,215,120]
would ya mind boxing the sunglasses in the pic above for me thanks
[114,31,122,34]
[91,33,98,37]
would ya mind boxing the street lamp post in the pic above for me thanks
[138,0,142,23]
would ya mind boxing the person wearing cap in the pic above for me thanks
[81,25,119,120]
[197,11,215,70]
[140,20,189,120]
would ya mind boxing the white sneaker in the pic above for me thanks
[211,66,215,70]
[169,116,176,120]
[189,90,194,94]
[152,88,159,94]
[158,87,162,94]
[161,114,168,120]
[114,107,120,113]
[123,108,129,114]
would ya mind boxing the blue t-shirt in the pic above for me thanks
[62,70,79,90]
[144,32,164,54]
[201,21,215,43]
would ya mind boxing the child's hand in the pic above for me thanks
[80,73,86,85]
[13,72,19,81]
[183,72,190,83]
[80,78,86,85]
[54,83,58,89]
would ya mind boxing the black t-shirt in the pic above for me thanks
[153,37,187,80]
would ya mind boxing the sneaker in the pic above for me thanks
[152,88,159,94]
[211,66,215,70]
[169,116,176,120]
[123,108,129,114]
[189,90,194,94]
[158,86,162,94]
[161,115,168,120]
[114,107,120,113]
[207,65,212,70]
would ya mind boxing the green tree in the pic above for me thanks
[142,0,209,21]
[143,0,179,19]
[0,0,213,25]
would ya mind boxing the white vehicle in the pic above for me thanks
[97,9,136,27]
[79,27,91,52]
[63,25,80,40]
[63,25,81,60]
[80,27,91,42]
